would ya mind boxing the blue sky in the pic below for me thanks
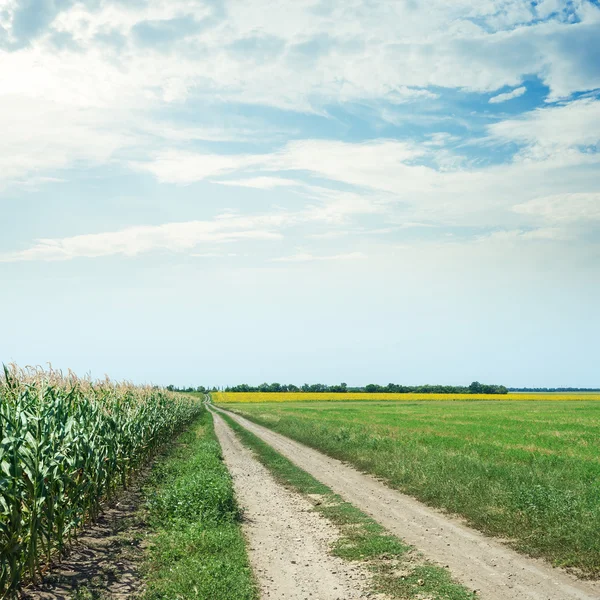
[1,0,599,387]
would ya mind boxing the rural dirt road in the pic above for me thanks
[213,405,600,600]
[211,410,377,600]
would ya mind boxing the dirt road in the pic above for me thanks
[214,406,600,600]
[212,410,375,600]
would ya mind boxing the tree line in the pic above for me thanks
[508,387,600,392]
[166,385,211,393]
[222,381,508,394]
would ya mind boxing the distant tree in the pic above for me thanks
[469,381,483,394]
[365,384,384,393]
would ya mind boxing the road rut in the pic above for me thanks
[214,406,600,600]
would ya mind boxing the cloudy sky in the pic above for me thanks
[1,0,599,387]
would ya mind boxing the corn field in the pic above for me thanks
[0,364,202,598]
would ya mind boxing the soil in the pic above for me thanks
[20,478,148,600]
[212,410,383,600]
[215,406,600,600]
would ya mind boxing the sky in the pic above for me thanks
[1,0,599,388]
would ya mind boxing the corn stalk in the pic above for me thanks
[0,364,201,598]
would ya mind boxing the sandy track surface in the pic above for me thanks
[215,406,600,600]
[212,411,375,600]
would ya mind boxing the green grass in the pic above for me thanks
[219,411,475,600]
[221,400,600,578]
[141,408,257,600]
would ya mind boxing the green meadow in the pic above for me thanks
[222,400,600,577]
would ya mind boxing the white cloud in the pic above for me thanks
[308,231,351,239]
[128,102,600,234]
[489,86,527,103]
[190,252,239,258]
[272,252,366,262]
[0,215,288,262]
[3,0,600,113]
[270,139,426,190]
[299,187,389,223]
[0,0,599,189]
[1,2,600,267]
[424,133,460,147]
[0,95,132,187]
[132,150,261,184]
[488,98,600,150]
[478,227,573,242]
[213,177,300,189]
[513,193,600,223]
[134,139,431,196]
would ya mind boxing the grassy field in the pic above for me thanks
[214,391,600,402]
[142,407,257,600]
[220,399,600,577]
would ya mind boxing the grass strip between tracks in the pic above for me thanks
[219,410,476,600]
[141,407,257,600]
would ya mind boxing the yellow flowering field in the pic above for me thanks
[213,391,600,403]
